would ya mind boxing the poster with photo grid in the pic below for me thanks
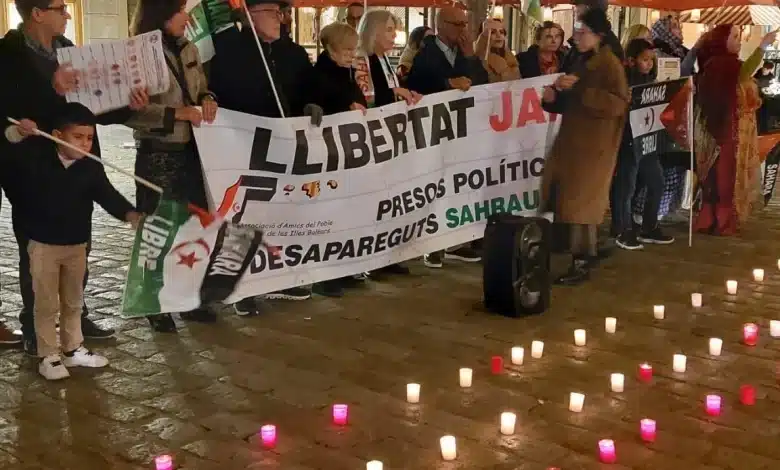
[56,30,171,115]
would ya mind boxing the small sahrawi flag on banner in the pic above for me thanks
[628,77,692,161]
[121,199,262,317]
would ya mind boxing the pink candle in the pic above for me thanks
[743,323,759,346]
[491,356,503,374]
[260,424,276,448]
[598,439,617,463]
[705,395,721,416]
[740,385,756,406]
[638,363,653,382]
[639,419,656,442]
[332,404,348,425]
[155,455,173,470]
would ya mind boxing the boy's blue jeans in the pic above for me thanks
[611,150,664,235]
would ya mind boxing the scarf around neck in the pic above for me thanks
[651,17,686,58]
[354,53,399,107]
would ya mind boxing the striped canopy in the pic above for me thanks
[679,6,780,25]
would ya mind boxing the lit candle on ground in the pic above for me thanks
[691,293,702,308]
[638,363,653,382]
[574,329,587,346]
[511,346,524,365]
[155,455,173,470]
[259,424,276,448]
[673,354,687,373]
[740,385,756,405]
[743,323,759,346]
[499,412,516,435]
[653,305,665,319]
[726,280,738,295]
[753,269,765,282]
[531,340,544,358]
[569,392,585,412]
[605,317,617,333]
[709,338,723,356]
[491,356,503,374]
[459,368,473,388]
[610,373,625,393]
[440,436,457,461]
[640,419,656,442]
[332,404,348,425]
[598,439,617,463]
[406,383,420,403]
[705,394,721,416]
[366,461,383,470]
[771,320,780,338]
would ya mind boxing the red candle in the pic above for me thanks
[743,323,759,346]
[638,363,653,382]
[740,385,756,405]
[639,419,656,442]
[259,424,276,448]
[705,395,721,416]
[598,439,617,463]
[491,356,503,374]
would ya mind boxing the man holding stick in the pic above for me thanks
[0,0,148,354]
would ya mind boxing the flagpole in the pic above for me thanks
[484,0,497,61]
[687,78,694,248]
[240,1,286,118]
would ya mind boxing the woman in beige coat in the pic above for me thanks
[540,8,629,285]
[475,19,521,83]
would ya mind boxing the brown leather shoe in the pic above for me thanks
[0,324,22,345]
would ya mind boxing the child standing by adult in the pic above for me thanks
[6,103,141,380]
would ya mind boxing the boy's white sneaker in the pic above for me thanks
[62,346,109,368]
[39,355,70,380]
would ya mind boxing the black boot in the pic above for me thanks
[554,257,590,286]
[148,313,177,333]
[313,279,345,298]
[181,307,217,323]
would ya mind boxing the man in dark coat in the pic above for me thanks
[208,0,321,314]
[0,0,147,353]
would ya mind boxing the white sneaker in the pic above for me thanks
[39,355,70,380]
[62,346,109,368]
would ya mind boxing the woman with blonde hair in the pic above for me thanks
[475,18,520,83]
[355,9,421,107]
[621,24,652,50]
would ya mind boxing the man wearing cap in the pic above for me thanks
[209,0,321,314]
[560,0,623,73]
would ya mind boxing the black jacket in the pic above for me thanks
[367,54,398,107]
[311,51,366,115]
[560,29,624,74]
[407,35,489,95]
[516,45,565,79]
[7,143,135,245]
[209,27,312,118]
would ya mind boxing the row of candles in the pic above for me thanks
[153,271,776,469]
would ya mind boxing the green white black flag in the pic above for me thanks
[185,0,235,62]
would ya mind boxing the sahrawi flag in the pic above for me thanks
[185,0,236,62]
[628,77,692,161]
[121,199,262,318]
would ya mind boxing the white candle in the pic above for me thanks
[709,338,723,356]
[726,280,738,295]
[569,392,585,412]
[605,317,617,333]
[753,269,765,282]
[510,347,524,365]
[499,412,516,435]
[440,436,457,461]
[531,340,544,358]
[691,293,702,308]
[771,320,780,338]
[673,354,687,373]
[653,305,665,319]
[574,329,587,346]
[366,461,383,470]
[610,373,625,393]
[406,383,420,403]
[458,368,472,388]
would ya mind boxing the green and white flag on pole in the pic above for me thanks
[121,199,262,318]
[185,0,236,62]
[523,0,543,24]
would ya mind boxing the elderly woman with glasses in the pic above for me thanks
[475,18,520,83]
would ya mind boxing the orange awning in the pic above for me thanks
[530,0,779,10]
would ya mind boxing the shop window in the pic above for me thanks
[2,1,82,45]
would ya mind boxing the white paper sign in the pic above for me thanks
[657,57,681,81]
[56,30,171,115]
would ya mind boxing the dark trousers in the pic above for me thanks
[14,219,90,339]
[611,151,664,234]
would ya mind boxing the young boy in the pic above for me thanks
[6,103,141,380]
[612,39,674,250]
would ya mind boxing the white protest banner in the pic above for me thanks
[57,31,170,115]
[194,76,559,300]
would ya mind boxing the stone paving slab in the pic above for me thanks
[0,126,779,469]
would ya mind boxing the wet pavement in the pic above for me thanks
[1,125,780,469]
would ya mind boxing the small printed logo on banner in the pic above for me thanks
[302,181,321,199]
[327,180,338,189]
[489,88,558,133]
[172,238,211,269]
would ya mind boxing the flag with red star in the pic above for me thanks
[121,199,263,317]
[628,77,692,162]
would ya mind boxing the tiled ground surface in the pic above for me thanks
[0,126,779,469]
